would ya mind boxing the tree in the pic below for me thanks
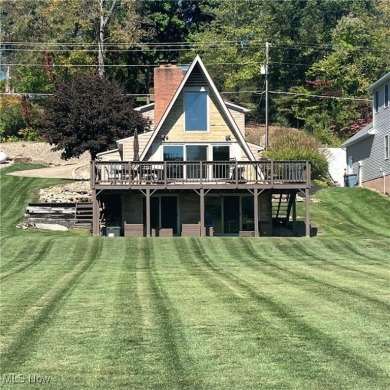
[184,0,265,98]
[40,73,149,159]
[1,0,146,91]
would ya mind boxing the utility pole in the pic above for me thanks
[5,66,10,93]
[265,41,270,150]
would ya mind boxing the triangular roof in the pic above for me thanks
[140,55,256,161]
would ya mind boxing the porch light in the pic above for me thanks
[161,134,169,141]
[225,135,231,141]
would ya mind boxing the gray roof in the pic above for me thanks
[367,72,390,93]
[340,123,375,148]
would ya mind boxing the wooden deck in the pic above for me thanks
[91,160,311,190]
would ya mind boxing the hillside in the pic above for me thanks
[1,163,389,238]
[1,164,389,390]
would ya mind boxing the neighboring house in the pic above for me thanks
[91,56,311,237]
[341,72,390,194]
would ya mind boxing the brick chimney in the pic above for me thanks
[154,61,186,127]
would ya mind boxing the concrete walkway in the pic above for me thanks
[8,163,90,180]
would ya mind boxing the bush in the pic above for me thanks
[0,97,25,141]
[0,96,43,142]
[263,127,329,180]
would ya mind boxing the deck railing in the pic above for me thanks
[92,160,310,186]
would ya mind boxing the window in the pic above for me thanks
[185,91,208,131]
[163,146,183,161]
[164,145,183,179]
[213,146,230,178]
[374,90,379,112]
[385,135,389,160]
[186,145,207,178]
[385,84,389,108]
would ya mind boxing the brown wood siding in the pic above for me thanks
[121,193,143,224]
[259,192,273,236]
[179,194,200,224]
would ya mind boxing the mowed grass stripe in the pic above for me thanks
[140,238,203,389]
[240,239,390,318]
[0,238,103,372]
[172,238,294,389]
[311,188,390,238]
[183,239,387,388]
[300,239,390,278]
[0,237,55,280]
[228,240,390,363]
[15,239,137,389]
[289,239,390,290]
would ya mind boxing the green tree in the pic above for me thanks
[184,0,265,100]
[40,74,149,159]
[0,0,146,91]
[276,1,390,141]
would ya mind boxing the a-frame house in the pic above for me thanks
[91,56,311,237]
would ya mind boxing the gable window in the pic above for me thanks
[385,84,389,108]
[185,90,208,131]
[374,90,379,112]
[385,135,389,160]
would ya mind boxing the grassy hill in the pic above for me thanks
[1,164,389,390]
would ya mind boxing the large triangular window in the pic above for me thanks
[184,88,208,131]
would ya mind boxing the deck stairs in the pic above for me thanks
[272,192,296,224]
[74,203,93,227]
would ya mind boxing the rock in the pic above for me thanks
[39,181,92,203]
[35,223,69,231]
[14,157,32,163]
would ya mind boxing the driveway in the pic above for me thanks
[7,163,90,180]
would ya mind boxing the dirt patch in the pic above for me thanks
[0,142,90,166]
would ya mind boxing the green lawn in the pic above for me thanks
[1,164,389,389]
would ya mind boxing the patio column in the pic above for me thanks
[254,188,259,237]
[305,188,310,237]
[92,189,100,236]
[146,189,151,237]
[200,188,205,237]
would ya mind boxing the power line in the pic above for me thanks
[1,90,371,102]
[267,90,371,102]
[0,62,262,67]
[2,41,389,53]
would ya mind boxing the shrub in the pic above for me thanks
[263,127,329,180]
[0,97,25,141]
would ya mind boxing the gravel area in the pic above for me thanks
[0,142,90,166]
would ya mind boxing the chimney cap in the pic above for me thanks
[157,59,179,68]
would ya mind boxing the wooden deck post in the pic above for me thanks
[92,189,100,236]
[292,195,297,236]
[254,188,259,237]
[146,189,151,237]
[200,188,205,237]
[305,187,310,237]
